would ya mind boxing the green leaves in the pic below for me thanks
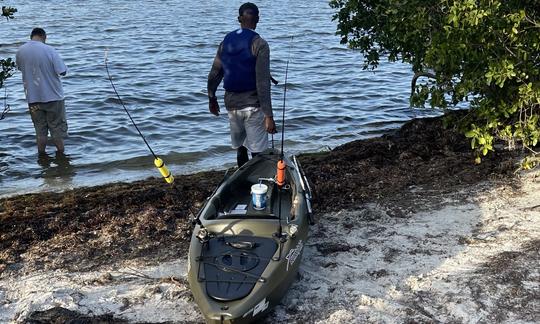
[331,0,540,166]
[1,2,17,90]
[0,58,15,89]
[485,60,517,88]
[2,5,17,21]
[465,123,494,159]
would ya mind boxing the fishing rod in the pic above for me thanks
[270,77,278,149]
[104,50,174,184]
[275,36,294,241]
[279,37,293,162]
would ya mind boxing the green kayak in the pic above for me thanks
[188,149,313,323]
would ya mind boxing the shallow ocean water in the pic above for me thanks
[0,0,436,197]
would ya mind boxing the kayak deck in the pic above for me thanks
[197,235,278,301]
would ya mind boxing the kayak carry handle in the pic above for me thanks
[227,241,256,249]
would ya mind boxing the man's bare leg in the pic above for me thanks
[53,137,64,154]
[37,136,47,154]
[237,145,248,168]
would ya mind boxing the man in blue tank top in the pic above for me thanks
[208,2,276,167]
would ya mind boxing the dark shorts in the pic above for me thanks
[29,100,68,139]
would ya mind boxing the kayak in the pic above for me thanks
[188,148,313,323]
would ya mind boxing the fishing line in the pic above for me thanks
[279,36,293,160]
[104,51,156,158]
[270,78,279,149]
[104,50,174,184]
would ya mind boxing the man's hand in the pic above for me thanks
[265,116,277,134]
[209,97,220,116]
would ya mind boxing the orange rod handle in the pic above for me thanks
[276,160,286,187]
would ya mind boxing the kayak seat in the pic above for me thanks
[201,235,278,301]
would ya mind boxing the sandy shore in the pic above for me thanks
[1,115,538,323]
[1,170,538,323]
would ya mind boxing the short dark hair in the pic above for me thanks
[239,2,259,16]
[30,28,46,39]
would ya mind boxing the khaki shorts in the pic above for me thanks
[228,107,268,153]
[29,100,68,139]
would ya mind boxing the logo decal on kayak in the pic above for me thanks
[243,298,269,318]
[286,240,304,271]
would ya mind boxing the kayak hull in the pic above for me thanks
[188,149,312,323]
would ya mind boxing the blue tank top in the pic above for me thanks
[221,28,258,92]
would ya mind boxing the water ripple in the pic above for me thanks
[0,0,441,196]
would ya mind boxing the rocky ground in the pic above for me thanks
[0,113,538,323]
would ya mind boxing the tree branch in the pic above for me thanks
[411,71,437,96]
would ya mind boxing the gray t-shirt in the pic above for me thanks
[16,40,67,104]
[207,33,273,117]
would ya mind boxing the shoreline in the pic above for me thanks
[1,113,539,323]
[0,112,527,274]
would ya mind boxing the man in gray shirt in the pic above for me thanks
[208,2,276,167]
[16,28,68,155]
